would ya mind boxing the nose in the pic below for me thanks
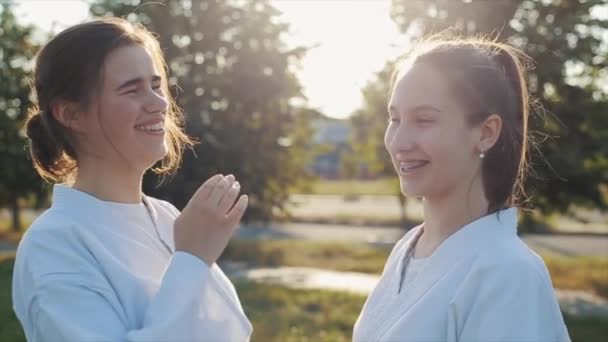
[386,122,417,157]
[144,89,169,114]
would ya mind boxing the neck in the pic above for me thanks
[72,158,144,203]
[414,178,489,258]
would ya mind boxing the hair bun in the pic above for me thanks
[25,112,45,139]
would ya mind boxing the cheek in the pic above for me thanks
[429,128,476,175]
[416,126,444,153]
[384,125,395,152]
[99,98,139,136]
[420,124,469,163]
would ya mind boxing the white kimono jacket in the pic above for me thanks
[12,185,252,341]
[354,208,570,342]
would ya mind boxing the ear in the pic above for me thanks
[50,101,86,133]
[477,114,502,154]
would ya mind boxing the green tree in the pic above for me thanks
[350,61,395,178]
[90,0,313,221]
[350,62,408,224]
[0,4,47,232]
[356,0,608,221]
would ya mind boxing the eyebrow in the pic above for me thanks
[388,104,442,115]
[115,75,162,92]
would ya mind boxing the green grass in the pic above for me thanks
[0,217,14,231]
[0,256,363,342]
[0,257,25,342]
[0,257,607,341]
[544,255,608,299]
[238,283,607,342]
[0,213,34,247]
[286,213,411,227]
[222,239,391,274]
[237,281,364,341]
[564,314,608,342]
[0,217,32,243]
[223,240,608,299]
[301,178,399,196]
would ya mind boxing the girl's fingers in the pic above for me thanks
[227,195,248,226]
[192,174,223,201]
[218,182,241,214]
[208,177,232,206]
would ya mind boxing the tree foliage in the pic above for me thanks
[91,0,314,221]
[0,4,47,231]
[352,0,608,216]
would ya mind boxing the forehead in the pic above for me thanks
[389,62,464,113]
[102,45,160,86]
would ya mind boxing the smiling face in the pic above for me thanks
[385,62,484,200]
[27,18,194,184]
[76,44,169,173]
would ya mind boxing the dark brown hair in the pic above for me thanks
[392,36,531,214]
[25,17,193,183]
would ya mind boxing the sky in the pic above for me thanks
[12,0,408,119]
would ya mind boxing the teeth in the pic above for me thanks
[135,122,164,132]
[399,160,428,172]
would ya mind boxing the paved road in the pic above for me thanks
[4,221,603,257]
[2,195,607,257]
[287,194,608,233]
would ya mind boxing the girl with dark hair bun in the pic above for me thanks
[13,18,252,341]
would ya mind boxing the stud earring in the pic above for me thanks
[479,152,485,159]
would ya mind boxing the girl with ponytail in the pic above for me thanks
[353,37,570,341]
[13,18,252,341]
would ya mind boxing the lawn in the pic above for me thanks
[0,257,25,342]
[223,240,608,299]
[0,218,32,245]
[237,281,363,341]
[301,178,399,196]
[544,255,608,299]
[222,239,391,274]
[1,256,607,341]
[290,179,608,233]
[0,255,363,342]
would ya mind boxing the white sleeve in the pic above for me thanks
[451,260,570,342]
[22,252,251,342]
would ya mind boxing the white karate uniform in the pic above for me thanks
[354,207,570,342]
[12,185,252,341]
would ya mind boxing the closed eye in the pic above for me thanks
[123,85,161,96]
[116,75,163,95]
[123,88,138,95]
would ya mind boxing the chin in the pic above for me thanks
[141,150,168,169]
[152,143,168,158]
[399,182,427,198]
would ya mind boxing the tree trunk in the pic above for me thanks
[11,196,22,232]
